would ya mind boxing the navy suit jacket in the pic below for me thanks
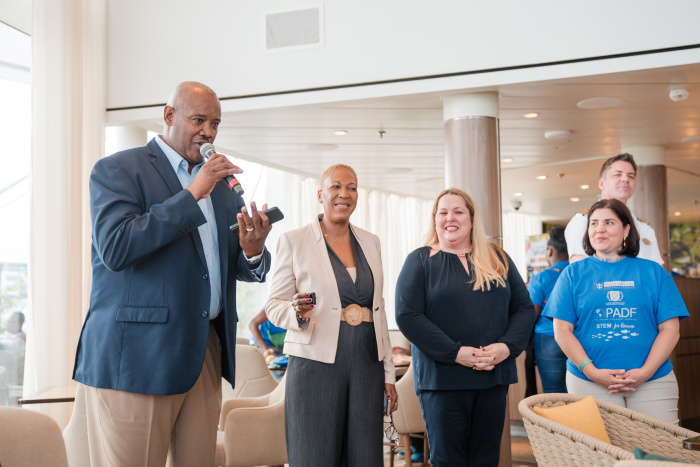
[73,138,270,395]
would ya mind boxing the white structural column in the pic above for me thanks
[443,93,502,245]
[29,0,106,427]
[624,146,670,271]
[443,93,511,467]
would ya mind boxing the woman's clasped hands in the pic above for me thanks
[456,343,510,371]
[582,365,643,394]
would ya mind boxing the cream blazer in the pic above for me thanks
[266,217,395,384]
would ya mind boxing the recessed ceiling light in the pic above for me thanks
[502,158,513,163]
[544,130,571,140]
[681,135,700,144]
[522,112,539,119]
[536,175,548,180]
[334,130,348,136]
[674,211,682,216]
[579,184,590,190]
[577,97,625,109]
[514,192,523,197]
[570,197,580,202]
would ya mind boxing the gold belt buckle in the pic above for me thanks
[344,304,364,326]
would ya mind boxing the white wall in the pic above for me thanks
[0,0,32,35]
[106,0,700,109]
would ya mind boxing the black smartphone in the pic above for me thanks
[230,206,284,235]
[309,292,316,305]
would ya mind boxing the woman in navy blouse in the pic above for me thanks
[396,188,534,467]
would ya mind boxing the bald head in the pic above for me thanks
[166,81,218,110]
[162,81,221,167]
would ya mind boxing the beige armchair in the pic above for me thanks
[388,362,429,467]
[216,374,287,467]
[221,344,279,401]
[0,406,69,467]
[388,329,411,352]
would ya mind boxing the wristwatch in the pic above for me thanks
[243,250,264,265]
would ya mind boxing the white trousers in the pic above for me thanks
[566,370,679,425]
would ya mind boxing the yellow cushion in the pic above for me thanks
[532,396,611,444]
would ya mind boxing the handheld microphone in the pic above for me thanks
[199,143,244,195]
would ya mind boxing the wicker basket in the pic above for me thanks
[518,393,700,467]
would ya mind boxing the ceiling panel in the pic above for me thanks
[140,63,700,222]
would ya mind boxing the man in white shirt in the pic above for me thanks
[564,153,664,265]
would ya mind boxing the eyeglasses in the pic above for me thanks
[383,412,400,451]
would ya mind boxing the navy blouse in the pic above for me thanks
[395,247,535,390]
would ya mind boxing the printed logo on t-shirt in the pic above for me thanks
[592,285,637,342]
[606,290,623,301]
[595,306,636,319]
[591,329,639,341]
[603,280,635,289]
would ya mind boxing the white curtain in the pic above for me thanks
[502,211,544,282]
[355,190,432,329]
[28,0,106,427]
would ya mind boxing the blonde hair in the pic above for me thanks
[320,164,358,186]
[425,188,508,291]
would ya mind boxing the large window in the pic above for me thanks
[0,22,31,406]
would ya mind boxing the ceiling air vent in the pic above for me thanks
[265,6,323,51]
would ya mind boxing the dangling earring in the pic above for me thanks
[622,236,627,249]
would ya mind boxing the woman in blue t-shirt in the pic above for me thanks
[544,199,688,424]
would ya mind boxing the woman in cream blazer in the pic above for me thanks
[267,164,396,467]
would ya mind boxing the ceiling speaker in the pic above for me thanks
[266,8,321,50]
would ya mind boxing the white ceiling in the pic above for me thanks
[143,63,700,224]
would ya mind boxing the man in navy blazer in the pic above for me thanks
[73,81,272,466]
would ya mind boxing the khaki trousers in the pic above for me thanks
[84,323,222,467]
[566,370,679,424]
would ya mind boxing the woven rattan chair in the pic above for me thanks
[518,393,700,466]
[615,461,698,467]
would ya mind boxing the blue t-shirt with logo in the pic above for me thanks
[544,256,688,382]
[528,260,569,337]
